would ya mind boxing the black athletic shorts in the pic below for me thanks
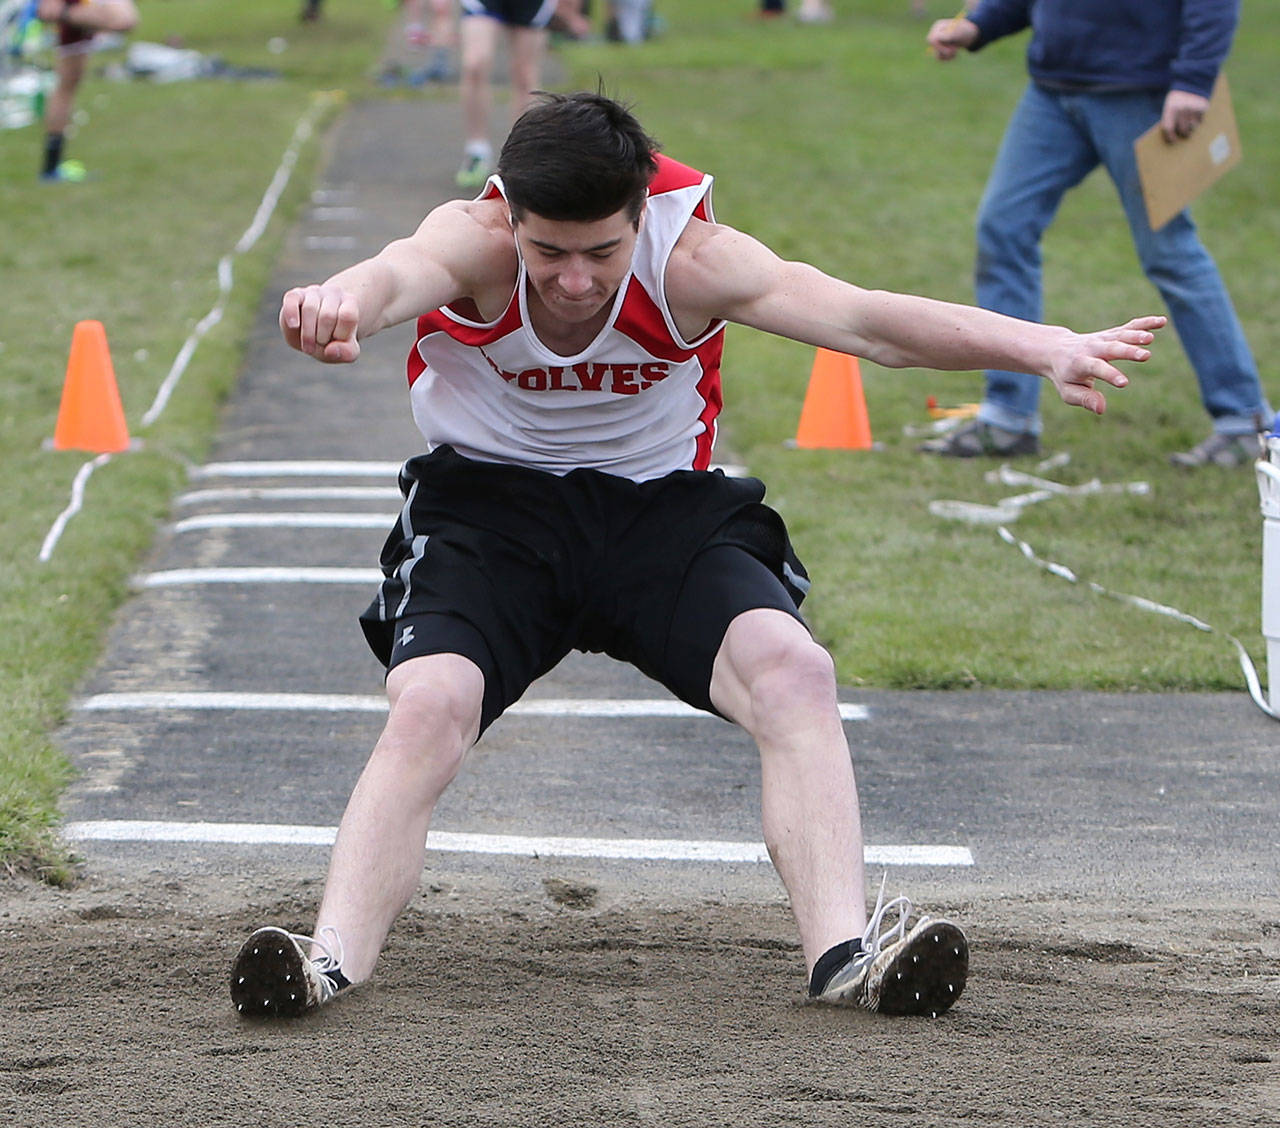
[359,445,811,734]
[459,0,557,29]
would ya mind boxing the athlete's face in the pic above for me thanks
[514,206,642,324]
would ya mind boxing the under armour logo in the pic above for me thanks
[399,624,415,648]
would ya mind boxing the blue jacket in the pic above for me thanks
[967,0,1239,98]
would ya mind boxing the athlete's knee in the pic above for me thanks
[748,635,837,715]
[384,657,484,763]
[717,614,838,735]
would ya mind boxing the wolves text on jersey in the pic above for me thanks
[489,359,673,394]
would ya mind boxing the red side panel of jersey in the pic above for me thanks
[408,302,523,387]
[691,336,725,470]
[649,155,711,219]
[614,277,723,470]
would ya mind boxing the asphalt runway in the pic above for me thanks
[55,96,1280,929]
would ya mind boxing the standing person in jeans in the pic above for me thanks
[922,0,1269,467]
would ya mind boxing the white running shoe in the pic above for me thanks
[810,878,968,1017]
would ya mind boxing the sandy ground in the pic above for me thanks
[3,863,1278,1128]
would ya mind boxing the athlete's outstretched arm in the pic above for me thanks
[669,221,1165,416]
[280,202,500,364]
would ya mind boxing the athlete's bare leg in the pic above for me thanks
[708,608,867,974]
[311,654,484,981]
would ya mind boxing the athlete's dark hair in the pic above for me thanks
[498,90,660,227]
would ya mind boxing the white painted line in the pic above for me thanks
[187,460,744,480]
[310,206,362,221]
[77,691,869,721]
[173,512,395,532]
[138,567,383,587]
[61,820,972,866]
[81,691,388,713]
[510,698,870,721]
[176,486,403,505]
[191,461,404,479]
[311,188,354,205]
[304,235,358,250]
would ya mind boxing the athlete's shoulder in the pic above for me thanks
[666,215,771,325]
[422,195,512,242]
[668,214,748,276]
[413,196,517,287]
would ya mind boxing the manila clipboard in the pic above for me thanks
[1134,73,1242,232]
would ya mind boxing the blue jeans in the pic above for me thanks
[974,82,1269,437]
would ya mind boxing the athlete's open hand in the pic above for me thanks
[280,283,362,364]
[1045,315,1166,415]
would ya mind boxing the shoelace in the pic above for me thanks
[287,925,346,996]
[853,874,916,970]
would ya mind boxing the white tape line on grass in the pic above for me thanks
[141,94,335,428]
[996,525,1278,720]
[930,460,1150,527]
[38,453,113,562]
[61,820,970,866]
[930,455,1277,719]
[39,97,337,563]
[77,690,870,721]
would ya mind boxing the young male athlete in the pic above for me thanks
[230,91,1164,1020]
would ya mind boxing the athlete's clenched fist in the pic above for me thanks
[280,283,362,364]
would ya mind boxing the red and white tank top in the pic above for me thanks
[406,155,726,481]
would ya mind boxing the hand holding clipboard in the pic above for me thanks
[1134,75,1242,231]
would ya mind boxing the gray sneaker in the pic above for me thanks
[1168,431,1260,468]
[918,419,1040,459]
[230,925,347,1018]
[809,880,968,1017]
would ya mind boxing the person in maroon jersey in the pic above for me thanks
[230,91,1164,1020]
[34,0,138,181]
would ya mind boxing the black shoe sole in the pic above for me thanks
[230,928,314,1018]
[872,921,968,1017]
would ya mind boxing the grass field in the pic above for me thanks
[2,0,1277,877]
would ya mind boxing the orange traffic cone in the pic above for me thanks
[793,348,872,449]
[52,320,131,453]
